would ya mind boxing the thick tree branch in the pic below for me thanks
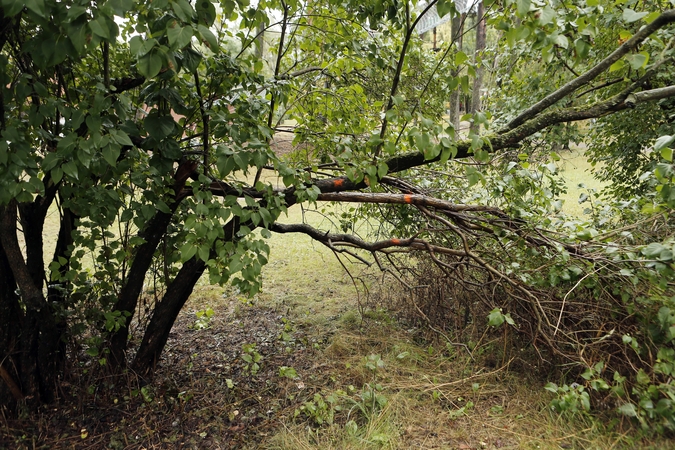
[0,363,23,401]
[506,9,675,130]
[0,202,44,310]
[111,76,145,93]
[317,192,504,213]
[633,84,675,102]
[108,159,199,367]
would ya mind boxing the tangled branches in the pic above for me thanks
[270,176,674,397]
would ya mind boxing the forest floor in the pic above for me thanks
[1,140,671,449]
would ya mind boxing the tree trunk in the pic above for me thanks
[470,2,486,135]
[108,160,196,368]
[0,202,61,408]
[450,14,465,132]
[131,257,207,376]
[131,216,242,376]
[0,239,24,407]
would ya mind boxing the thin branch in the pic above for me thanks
[374,0,439,159]
[193,71,209,173]
[317,191,505,213]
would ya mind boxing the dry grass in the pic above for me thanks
[557,145,606,218]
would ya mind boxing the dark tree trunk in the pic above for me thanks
[131,257,207,376]
[18,205,46,288]
[0,202,60,408]
[108,160,196,368]
[107,209,180,367]
[470,2,486,135]
[0,239,25,407]
[131,216,242,376]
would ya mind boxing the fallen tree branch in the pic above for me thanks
[505,9,675,129]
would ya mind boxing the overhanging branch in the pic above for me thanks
[505,9,675,129]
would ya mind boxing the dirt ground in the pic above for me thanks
[1,298,331,449]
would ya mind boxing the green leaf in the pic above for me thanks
[553,34,568,49]
[609,59,625,72]
[658,248,673,262]
[137,50,163,79]
[623,8,648,23]
[89,16,111,40]
[62,161,79,180]
[182,47,203,73]
[516,0,531,17]
[544,382,558,393]
[180,242,197,261]
[488,308,505,327]
[661,147,673,162]
[172,0,196,21]
[138,38,159,57]
[144,115,175,140]
[168,24,193,49]
[377,161,388,179]
[108,0,134,17]
[645,11,661,24]
[197,24,218,51]
[618,403,637,417]
[454,52,468,66]
[626,53,647,70]
[654,135,674,151]
[575,39,590,59]
[51,167,63,184]
[198,245,210,262]
[196,0,216,26]
[102,144,121,167]
[1,0,24,16]
[120,209,134,222]
[537,6,556,25]
[643,242,666,258]
[110,129,134,147]
[436,0,453,18]
[25,0,46,17]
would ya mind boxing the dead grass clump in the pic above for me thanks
[382,253,627,372]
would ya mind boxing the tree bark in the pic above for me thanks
[450,13,465,132]
[131,216,242,376]
[0,202,60,407]
[108,160,196,368]
[131,257,207,376]
[0,238,24,407]
[469,2,486,135]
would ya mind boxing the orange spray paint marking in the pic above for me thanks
[391,238,401,245]
[333,178,345,188]
[403,194,413,204]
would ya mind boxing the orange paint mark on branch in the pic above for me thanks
[333,178,345,188]
[391,238,400,245]
[404,194,413,204]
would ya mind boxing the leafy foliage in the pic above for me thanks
[2,0,675,438]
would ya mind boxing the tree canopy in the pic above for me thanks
[2,0,675,431]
